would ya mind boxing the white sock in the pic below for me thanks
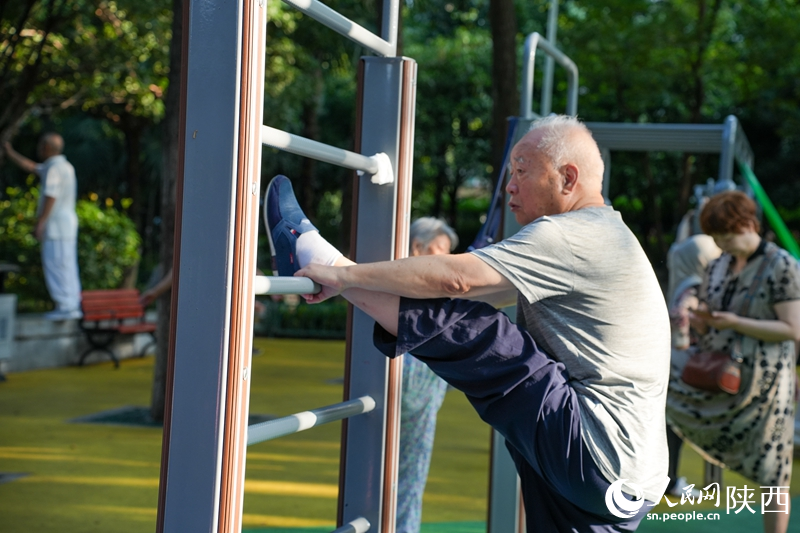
[296,231,343,268]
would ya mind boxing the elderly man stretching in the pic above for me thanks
[5,134,82,320]
[265,115,670,531]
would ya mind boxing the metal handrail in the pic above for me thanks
[254,276,320,295]
[247,396,377,445]
[283,0,394,57]
[262,125,381,174]
[520,32,578,119]
[540,0,560,116]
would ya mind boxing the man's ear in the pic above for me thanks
[562,163,579,193]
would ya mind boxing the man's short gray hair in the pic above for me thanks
[409,217,458,253]
[528,115,594,169]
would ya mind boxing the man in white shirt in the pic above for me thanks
[5,134,82,320]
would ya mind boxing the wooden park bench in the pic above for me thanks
[79,289,157,368]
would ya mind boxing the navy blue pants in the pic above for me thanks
[373,298,652,532]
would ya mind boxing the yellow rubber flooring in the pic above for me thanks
[2,337,800,532]
[0,337,490,532]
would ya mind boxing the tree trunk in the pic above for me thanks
[489,0,518,181]
[122,120,143,232]
[150,0,183,423]
[675,0,724,219]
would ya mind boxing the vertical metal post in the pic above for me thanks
[157,0,266,532]
[719,115,738,186]
[540,0,559,116]
[487,431,523,533]
[381,0,399,57]
[338,56,411,533]
[520,33,539,120]
[487,119,532,533]
[600,147,611,202]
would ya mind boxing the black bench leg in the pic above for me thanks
[139,333,157,358]
[80,331,121,369]
[79,347,120,369]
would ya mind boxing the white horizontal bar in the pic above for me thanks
[330,517,371,533]
[254,275,320,295]
[247,396,376,445]
[283,0,394,57]
[262,125,379,174]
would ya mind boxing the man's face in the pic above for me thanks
[505,133,564,226]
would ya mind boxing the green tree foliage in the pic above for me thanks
[407,20,493,230]
[0,182,141,311]
[3,0,800,286]
[1,0,171,241]
[0,1,170,141]
[544,0,800,268]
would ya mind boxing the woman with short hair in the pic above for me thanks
[667,191,800,533]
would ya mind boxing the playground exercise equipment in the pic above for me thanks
[585,115,755,203]
[155,0,414,532]
[156,0,794,530]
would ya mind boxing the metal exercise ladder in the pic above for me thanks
[154,0,415,531]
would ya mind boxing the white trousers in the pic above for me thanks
[41,239,82,311]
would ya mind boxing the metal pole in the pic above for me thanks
[381,0,399,57]
[282,0,393,57]
[262,125,381,174]
[540,0,559,116]
[332,517,371,533]
[247,397,377,445]
[338,56,407,533]
[253,276,320,295]
[158,0,266,531]
[520,33,540,120]
[719,115,737,185]
[520,33,578,119]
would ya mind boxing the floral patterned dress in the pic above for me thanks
[666,241,800,486]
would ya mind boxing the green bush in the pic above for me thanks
[0,184,141,311]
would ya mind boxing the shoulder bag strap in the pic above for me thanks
[731,245,780,362]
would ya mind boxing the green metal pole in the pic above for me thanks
[737,161,800,259]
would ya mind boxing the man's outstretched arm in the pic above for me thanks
[3,142,38,174]
[297,252,514,304]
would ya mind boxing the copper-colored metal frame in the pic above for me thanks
[217,0,267,531]
[379,58,417,533]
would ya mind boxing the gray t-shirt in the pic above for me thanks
[472,206,670,502]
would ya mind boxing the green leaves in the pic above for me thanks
[0,185,141,311]
[0,0,171,136]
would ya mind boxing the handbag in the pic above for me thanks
[680,347,742,395]
[680,245,777,395]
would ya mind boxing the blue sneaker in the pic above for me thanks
[264,175,319,276]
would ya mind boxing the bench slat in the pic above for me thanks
[118,323,157,334]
